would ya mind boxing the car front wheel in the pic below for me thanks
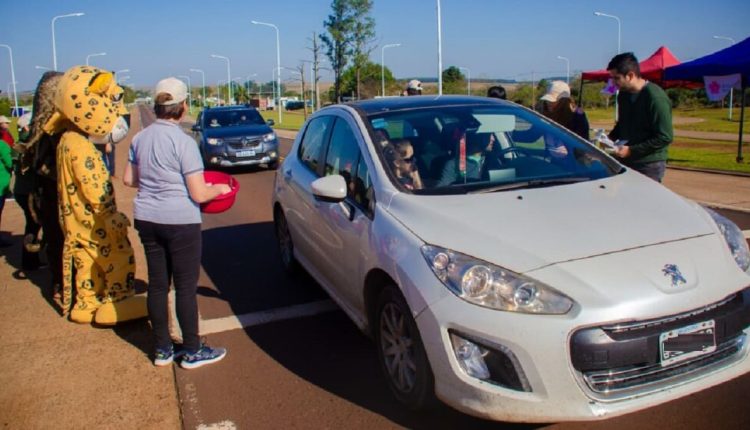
[274,209,299,275]
[375,285,435,410]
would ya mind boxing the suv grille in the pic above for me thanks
[227,137,262,149]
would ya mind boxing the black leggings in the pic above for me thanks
[135,220,202,352]
[15,193,41,270]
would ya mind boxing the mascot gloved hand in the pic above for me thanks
[43,65,147,325]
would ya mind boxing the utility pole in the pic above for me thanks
[308,31,322,111]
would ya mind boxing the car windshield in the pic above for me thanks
[204,109,265,127]
[367,104,622,194]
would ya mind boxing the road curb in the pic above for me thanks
[668,165,750,178]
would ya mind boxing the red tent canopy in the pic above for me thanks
[582,46,683,85]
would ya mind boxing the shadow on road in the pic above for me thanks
[198,222,539,429]
[2,233,60,315]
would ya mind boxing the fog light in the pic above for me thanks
[268,150,278,158]
[449,331,532,391]
[210,156,220,164]
[450,333,490,380]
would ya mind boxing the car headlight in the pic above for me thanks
[206,137,222,145]
[705,207,750,273]
[262,132,276,143]
[421,245,574,314]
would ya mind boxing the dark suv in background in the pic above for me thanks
[192,105,279,169]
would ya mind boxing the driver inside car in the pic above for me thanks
[436,131,501,186]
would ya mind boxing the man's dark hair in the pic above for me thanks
[154,93,186,120]
[607,52,641,77]
[487,85,507,100]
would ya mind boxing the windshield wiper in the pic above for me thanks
[471,177,589,194]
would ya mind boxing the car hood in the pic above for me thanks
[203,125,272,139]
[384,171,715,273]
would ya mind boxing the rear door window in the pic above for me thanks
[298,116,334,175]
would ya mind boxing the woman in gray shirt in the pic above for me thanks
[124,77,230,369]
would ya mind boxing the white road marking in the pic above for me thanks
[197,421,237,430]
[744,230,750,239]
[199,299,338,335]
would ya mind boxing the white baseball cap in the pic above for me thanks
[17,112,32,128]
[0,115,10,124]
[154,77,188,105]
[540,80,571,102]
[407,79,423,91]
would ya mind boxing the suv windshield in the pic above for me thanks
[204,109,265,128]
[368,105,622,194]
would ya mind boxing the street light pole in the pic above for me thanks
[593,11,621,54]
[115,69,130,85]
[211,54,232,104]
[0,44,18,115]
[178,75,192,114]
[51,12,84,71]
[713,35,737,121]
[85,52,106,66]
[189,68,206,107]
[458,66,471,95]
[252,20,282,124]
[557,56,570,85]
[594,11,621,121]
[381,43,401,97]
[436,0,443,96]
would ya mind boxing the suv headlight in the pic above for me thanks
[206,137,223,145]
[262,132,276,143]
[421,245,574,314]
[705,207,750,273]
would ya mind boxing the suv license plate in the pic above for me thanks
[236,150,256,158]
[659,320,716,367]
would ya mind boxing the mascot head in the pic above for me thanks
[44,65,130,144]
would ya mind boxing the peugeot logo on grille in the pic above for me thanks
[662,264,687,287]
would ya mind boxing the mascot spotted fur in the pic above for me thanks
[42,65,146,325]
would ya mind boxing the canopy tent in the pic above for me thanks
[578,46,690,118]
[582,46,683,85]
[664,36,750,162]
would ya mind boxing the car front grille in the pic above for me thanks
[582,334,746,399]
[227,137,262,149]
[570,287,750,401]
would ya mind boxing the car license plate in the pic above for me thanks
[659,320,716,367]
[236,150,256,158]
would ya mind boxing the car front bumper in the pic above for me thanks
[416,288,750,422]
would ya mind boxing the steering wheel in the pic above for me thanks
[498,146,527,158]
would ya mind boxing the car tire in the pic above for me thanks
[267,161,279,170]
[274,209,299,275]
[375,285,435,410]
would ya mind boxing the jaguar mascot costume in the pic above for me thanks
[42,65,147,325]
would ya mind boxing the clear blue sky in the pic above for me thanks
[1,0,748,92]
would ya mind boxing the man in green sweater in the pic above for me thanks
[607,52,673,182]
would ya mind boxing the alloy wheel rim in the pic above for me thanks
[379,302,416,393]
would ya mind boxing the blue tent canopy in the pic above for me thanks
[664,36,749,163]
[664,36,750,85]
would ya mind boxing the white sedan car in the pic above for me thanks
[271,96,750,422]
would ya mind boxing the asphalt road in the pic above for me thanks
[140,106,750,429]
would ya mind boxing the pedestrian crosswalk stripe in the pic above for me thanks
[198,299,338,335]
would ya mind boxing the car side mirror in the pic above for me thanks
[191,124,201,132]
[266,119,275,126]
[311,175,347,203]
